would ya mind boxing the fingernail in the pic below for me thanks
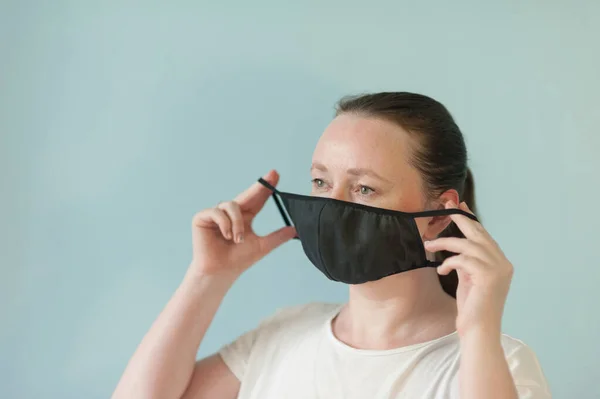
[236,234,244,243]
[225,232,232,240]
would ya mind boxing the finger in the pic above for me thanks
[446,201,487,241]
[437,254,485,276]
[234,170,279,213]
[460,201,475,216]
[218,201,245,243]
[258,226,296,255]
[424,237,490,262]
[193,208,232,240]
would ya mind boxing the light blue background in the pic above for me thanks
[1,1,598,398]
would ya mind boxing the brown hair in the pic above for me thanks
[336,92,477,298]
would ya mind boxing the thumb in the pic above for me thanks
[258,226,296,255]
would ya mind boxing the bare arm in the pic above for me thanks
[181,354,240,399]
[111,271,240,399]
[111,171,295,399]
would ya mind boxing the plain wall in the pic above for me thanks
[1,1,598,398]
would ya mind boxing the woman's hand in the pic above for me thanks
[113,172,295,399]
[424,202,514,337]
[190,170,296,279]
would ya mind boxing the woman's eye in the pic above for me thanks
[360,186,374,195]
[312,178,325,188]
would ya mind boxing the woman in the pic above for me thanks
[113,93,550,398]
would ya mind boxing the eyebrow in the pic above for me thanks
[311,163,328,172]
[311,163,391,183]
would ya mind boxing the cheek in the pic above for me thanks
[414,218,429,239]
[378,195,429,238]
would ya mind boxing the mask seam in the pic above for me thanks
[278,191,477,221]
[316,203,334,280]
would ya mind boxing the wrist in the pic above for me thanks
[183,264,239,291]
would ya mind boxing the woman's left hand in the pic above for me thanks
[424,201,514,338]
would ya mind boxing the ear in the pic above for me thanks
[422,189,460,240]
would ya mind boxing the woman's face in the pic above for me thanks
[311,113,452,240]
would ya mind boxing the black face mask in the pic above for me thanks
[258,178,478,284]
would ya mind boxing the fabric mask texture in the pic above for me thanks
[258,178,478,284]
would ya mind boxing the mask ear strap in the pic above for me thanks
[412,208,479,222]
[258,178,293,227]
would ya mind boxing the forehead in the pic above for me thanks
[312,114,416,175]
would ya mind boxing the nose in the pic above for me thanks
[330,186,349,202]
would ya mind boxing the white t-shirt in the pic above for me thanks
[219,303,550,399]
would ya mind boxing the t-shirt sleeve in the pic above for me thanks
[505,342,552,398]
[218,308,286,381]
[218,327,256,381]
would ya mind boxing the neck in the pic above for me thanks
[333,268,457,350]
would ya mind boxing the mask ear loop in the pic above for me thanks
[411,208,479,222]
[415,208,479,268]
[258,178,297,237]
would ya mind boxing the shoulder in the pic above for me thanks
[218,302,341,380]
[500,334,541,362]
[270,302,342,321]
[241,302,340,361]
[256,302,342,334]
[500,334,551,396]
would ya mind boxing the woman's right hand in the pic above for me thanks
[189,170,296,279]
